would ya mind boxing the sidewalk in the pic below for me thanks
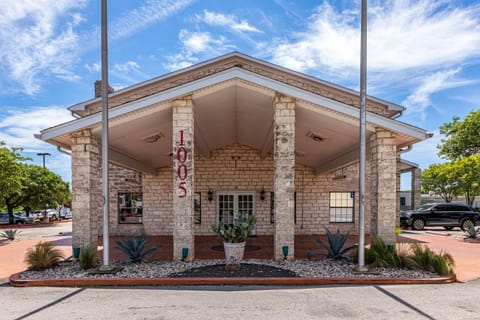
[0,236,72,283]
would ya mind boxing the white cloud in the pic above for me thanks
[199,10,262,33]
[163,30,234,71]
[109,0,194,40]
[402,69,474,119]
[271,1,480,75]
[0,106,73,152]
[0,0,88,95]
[85,63,101,74]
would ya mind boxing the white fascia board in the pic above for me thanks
[235,69,427,140]
[40,67,427,142]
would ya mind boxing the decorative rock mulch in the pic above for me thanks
[18,258,439,280]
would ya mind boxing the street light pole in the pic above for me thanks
[37,152,51,168]
[37,152,51,221]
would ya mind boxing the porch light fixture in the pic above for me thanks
[207,189,213,202]
[260,189,266,201]
[141,132,164,143]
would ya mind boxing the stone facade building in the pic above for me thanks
[39,53,428,261]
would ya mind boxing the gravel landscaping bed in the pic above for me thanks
[19,259,438,280]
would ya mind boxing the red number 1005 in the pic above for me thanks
[177,130,188,198]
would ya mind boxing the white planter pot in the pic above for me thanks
[223,241,246,261]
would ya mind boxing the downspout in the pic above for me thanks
[57,146,71,156]
[398,144,412,154]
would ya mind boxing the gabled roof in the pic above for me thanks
[69,52,404,117]
[38,52,428,176]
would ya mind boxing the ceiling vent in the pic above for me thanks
[141,132,164,143]
[306,131,323,142]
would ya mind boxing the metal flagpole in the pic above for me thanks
[100,0,111,270]
[357,0,368,272]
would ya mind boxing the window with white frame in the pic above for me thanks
[329,192,354,223]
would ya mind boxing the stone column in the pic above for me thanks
[370,128,397,244]
[412,167,422,210]
[273,93,295,260]
[172,95,195,261]
[71,129,101,251]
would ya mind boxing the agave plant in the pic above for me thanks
[115,236,159,263]
[1,229,20,241]
[307,226,357,260]
[464,226,480,239]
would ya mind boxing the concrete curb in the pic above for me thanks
[9,272,456,287]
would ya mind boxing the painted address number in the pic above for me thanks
[177,130,188,198]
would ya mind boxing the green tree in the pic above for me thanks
[22,164,71,215]
[421,163,460,203]
[438,109,480,160]
[0,142,71,223]
[0,144,28,224]
[450,155,480,206]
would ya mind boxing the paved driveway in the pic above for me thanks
[398,227,480,282]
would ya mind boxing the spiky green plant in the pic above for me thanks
[409,242,455,275]
[25,241,64,270]
[364,236,401,268]
[464,226,480,239]
[307,226,357,260]
[211,215,256,243]
[115,236,159,263]
[79,245,97,269]
[1,229,20,241]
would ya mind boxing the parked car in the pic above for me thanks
[400,203,480,231]
[0,212,35,225]
[33,209,58,220]
[59,208,72,219]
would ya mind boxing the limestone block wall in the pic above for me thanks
[100,143,372,236]
[71,130,102,249]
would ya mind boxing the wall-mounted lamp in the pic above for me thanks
[260,189,266,201]
[207,189,213,202]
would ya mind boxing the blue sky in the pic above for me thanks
[1,0,479,190]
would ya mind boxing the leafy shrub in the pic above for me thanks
[79,245,97,269]
[1,229,20,241]
[25,241,64,270]
[307,226,357,260]
[115,236,159,263]
[211,215,256,243]
[409,242,455,275]
[364,236,401,268]
[464,226,480,239]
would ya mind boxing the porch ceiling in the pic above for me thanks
[85,79,371,174]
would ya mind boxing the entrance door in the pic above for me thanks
[217,192,256,235]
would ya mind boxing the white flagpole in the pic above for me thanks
[100,0,111,269]
[357,0,368,272]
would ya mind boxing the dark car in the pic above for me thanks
[400,203,480,231]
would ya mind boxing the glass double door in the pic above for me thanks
[217,192,256,235]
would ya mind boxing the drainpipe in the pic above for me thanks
[57,146,71,156]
